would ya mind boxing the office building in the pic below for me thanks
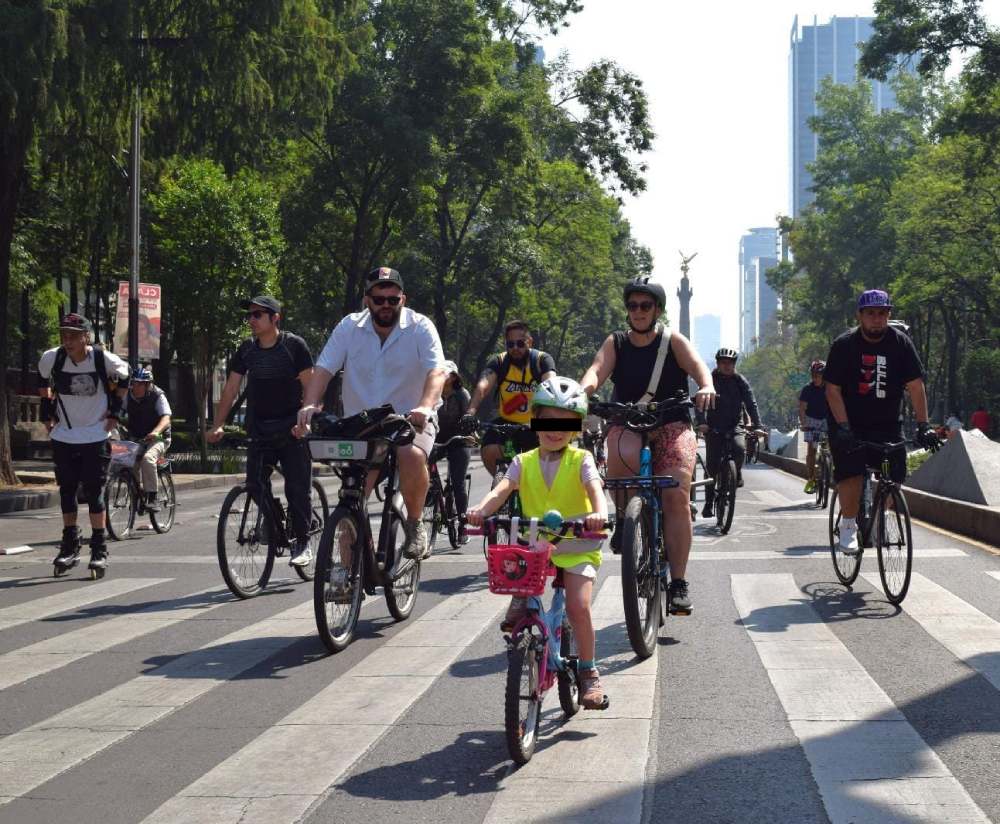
[694,314,721,367]
[739,228,779,354]
[789,15,911,216]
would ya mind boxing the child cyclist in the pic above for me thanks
[466,376,609,709]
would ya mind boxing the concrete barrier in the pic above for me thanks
[757,450,1000,548]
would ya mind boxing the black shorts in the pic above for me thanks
[830,430,906,484]
[480,418,538,454]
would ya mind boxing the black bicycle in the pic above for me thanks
[804,427,833,509]
[591,396,693,658]
[467,420,532,547]
[828,440,922,604]
[309,408,420,653]
[705,428,740,534]
[423,435,473,550]
[216,436,329,599]
[105,439,177,541]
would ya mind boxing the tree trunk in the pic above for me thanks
[0,157,25,485]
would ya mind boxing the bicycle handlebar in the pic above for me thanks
[588,394,693,432]
[463,514,612,542]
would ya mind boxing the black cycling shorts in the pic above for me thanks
[830,430,906,484]
[480,417,538,453]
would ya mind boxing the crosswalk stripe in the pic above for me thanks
[141,587,503,824]
[483,576,656,823]
[862,572,1000,692]
[0,586,232,692]
[732,573,989,823]
[0,578,170,632]
[0,599,316,805]
[748,490,797,506]
[986,571,1000,584]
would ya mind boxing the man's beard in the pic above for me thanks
[862,326,886,341]
[627,316,658,334]
[372,307,401,329]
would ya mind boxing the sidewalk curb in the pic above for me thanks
[757,450,1000,549]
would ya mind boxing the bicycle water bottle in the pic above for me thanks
[640,445,652,477]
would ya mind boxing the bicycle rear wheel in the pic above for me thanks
[715,459,736,534]
[294,481,329,582]
[314,508,365,653]
[150,469,176,533]
[557,622,580,718]
[821,454,833,509]
[505,633,542,765]
[105,471,136,541]
[217,485,275,599]
[828,487,862,587]
[876,486,913,604]
[620,495,659,659]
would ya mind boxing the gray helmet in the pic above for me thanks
[531,376,588,417]
[715,347,739,362]
[623,276,666,309]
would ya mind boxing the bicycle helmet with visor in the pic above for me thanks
[531,376,589,418]
[130,366,153,384]
[715,347,739,362]
[623,276,666,309]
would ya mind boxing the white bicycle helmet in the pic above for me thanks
[532,376,588,417]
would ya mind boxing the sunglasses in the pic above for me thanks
[370,295,402,307]
[626,300,655,312]
[244,310,272,320]
[505,339,528,349]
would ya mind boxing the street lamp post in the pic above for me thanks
[127,78,141,371]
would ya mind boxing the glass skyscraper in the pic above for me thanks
[694,313,722,368]
[739,228,779,354]
[789,15,908,216]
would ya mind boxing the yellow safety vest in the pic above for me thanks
[518,446,602,571]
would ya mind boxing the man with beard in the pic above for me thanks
[209,296,316,566]
[462,320,556,476]
[580,275,716,613]
[297,267,447,561]
[824,289,940,555]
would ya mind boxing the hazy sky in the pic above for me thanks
[542,1,1000,350]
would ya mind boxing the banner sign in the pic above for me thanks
[115,282,162,361]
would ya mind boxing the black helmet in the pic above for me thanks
[623,275,666,309]
[715,347,739,362]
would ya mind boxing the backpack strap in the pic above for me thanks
[50,348,72,429]
[639,324,669,404]
[529,349,542,381]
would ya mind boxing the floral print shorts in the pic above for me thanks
[607,420,697,476]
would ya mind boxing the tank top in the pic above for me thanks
[610,329,690,422]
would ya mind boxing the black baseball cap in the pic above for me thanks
[366,267,404,293]
[59,313,93,333]
[240,295,281,314]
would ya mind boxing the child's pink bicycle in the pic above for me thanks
[467,512,611,765]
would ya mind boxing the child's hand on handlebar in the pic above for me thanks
[465,507,485,527]
[584,513,607,533]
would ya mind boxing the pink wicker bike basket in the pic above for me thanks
[486,544,552,596]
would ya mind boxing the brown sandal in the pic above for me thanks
[579,668,607,710]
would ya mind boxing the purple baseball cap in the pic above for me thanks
[857,289,892,310]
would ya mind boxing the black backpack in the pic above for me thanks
[50,345,119,429]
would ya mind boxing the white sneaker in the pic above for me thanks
[289,540,313,567]
[839,523,860,556]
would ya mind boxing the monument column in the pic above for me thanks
[677,251,697,339]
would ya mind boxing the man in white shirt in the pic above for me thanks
[297,267,447,560]
[38,313,130,576]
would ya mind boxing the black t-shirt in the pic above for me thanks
[231,332,313,434]
[799,383,828,419]
[824,327,924,431]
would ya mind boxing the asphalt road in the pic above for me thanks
[1,456,998,824]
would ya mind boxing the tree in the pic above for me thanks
[148,159,283,469]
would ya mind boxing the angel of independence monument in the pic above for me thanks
[677,251,697,339]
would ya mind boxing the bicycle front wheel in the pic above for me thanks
[384,503,420,621]
[217,485,275,599]
[828,487,862,587]
[422,486,443,551]
[820,454,833,509]
[620,495,659,659]
[876,486,913,604]
[505,633,542,765]
[150,469,176,533]
[294,481,329,582]
[490,468,512,547]
[314,508,364,653]
[716,460,736,534]
[105,471,136,541]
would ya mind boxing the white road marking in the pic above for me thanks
[0,599,316,805]
[748,489,796,506]
[141,587,503,824]
[0,586,232,691]
[0,545,34,556]
[732,573,989,824]
[863,572,1000,691]
[0,578,169,632]
[483,576,657,823]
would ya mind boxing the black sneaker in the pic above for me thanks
[737,474,744,488]
[701,497,714,519]
[289,538,313,567]
[609,522,622,555]
[669,578,692,614]
[145,492,161,512]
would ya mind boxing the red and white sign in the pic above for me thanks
[115,282,162,361]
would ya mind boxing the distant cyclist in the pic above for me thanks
[125,366,172,512]
[824,289,939,555]
[209,295,316,568]
[38,313,129,576]
[435,360,473,543]
[462,320,556,475]
[798,360,828,494]
[697,348,765,517]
